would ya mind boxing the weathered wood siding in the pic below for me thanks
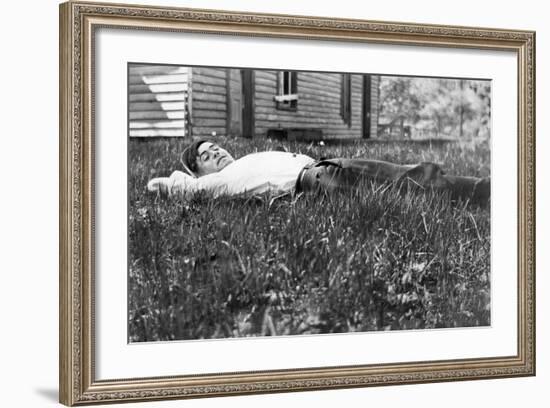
[190,67,228,138]
[254,71,366,139]
[226,69,243,137]
[128,64,190,137]
[369,75,380,138]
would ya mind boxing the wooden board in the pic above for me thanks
[128,64,190,138]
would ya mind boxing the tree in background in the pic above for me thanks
[378,76,491,140]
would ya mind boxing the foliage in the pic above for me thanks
[128,137,490,341]
[379,77,491,139]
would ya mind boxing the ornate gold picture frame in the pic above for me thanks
[59,1,535,405]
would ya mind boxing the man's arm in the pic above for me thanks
[147,171,192,197]
[147,170,229,198]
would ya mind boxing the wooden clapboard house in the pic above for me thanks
[129,64,379,140]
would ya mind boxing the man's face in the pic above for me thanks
[195,142,235,176]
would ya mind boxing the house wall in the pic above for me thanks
[188,68,380,140]
[190,67,228,138]
[128,64,190,137]
[227,69,243,137]
[369,75,380,138]
[254,71,370,139]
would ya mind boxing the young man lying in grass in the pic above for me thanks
[147,140,490,204]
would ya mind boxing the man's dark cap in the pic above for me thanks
[181,139,208,176]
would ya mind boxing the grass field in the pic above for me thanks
[128,137,491,342]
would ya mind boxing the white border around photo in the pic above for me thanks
[95,27,517,380]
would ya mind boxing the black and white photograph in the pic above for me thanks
[127,63,491,342]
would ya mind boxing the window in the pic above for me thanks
[341,74,352,126]
[274,71,298,110]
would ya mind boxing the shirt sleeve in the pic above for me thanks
[170,170,230,198]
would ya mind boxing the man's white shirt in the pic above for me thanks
[167,151,315,198]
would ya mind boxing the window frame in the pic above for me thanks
[274,71,298,111]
